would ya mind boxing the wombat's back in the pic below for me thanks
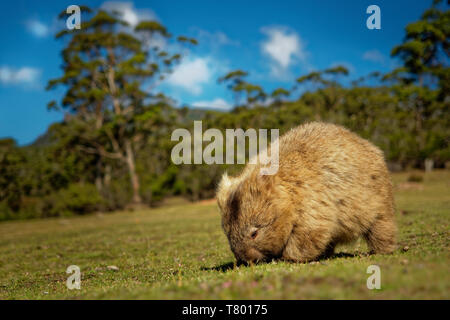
[275,122,396,259]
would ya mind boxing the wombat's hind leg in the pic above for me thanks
[364,217,396,254]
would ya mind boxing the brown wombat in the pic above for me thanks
[217,122,396,263]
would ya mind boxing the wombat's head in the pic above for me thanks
[216,171,294,264]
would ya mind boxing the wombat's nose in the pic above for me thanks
[244,248,264,263]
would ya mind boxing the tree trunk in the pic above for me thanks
[103,164,111,188]
[124,139,141,204]
[424,158,434,172]
[95,158,103,192]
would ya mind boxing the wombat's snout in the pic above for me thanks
[234,247,265,264]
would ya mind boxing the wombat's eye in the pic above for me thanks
[250,229,258,239]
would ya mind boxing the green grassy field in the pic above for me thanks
[0,171,449,299]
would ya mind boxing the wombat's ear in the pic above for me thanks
[216,172,237,214]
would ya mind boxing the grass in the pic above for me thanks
[0,171,449,299]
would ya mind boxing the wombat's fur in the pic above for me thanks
[217,122,396,263]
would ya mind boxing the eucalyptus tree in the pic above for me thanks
[48,7,195,204]
[294,66,349,119]
[387,0,449,166]
[390,0,449,93]
[218,70,266,106]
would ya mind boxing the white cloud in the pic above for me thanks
[192,98,232,110]
[25,19,49,38]
[0,66,41,85]
[192,28,239,48]
[363,50,385,63]
[211,31,238,46]
[166,57,212,95]
[261,26,306,68]
[101,1,158,27]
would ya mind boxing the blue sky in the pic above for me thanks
[0,0,433,145]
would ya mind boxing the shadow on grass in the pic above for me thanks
[201,251,363,272]
[201,261,240,272]
[320,252,360,260]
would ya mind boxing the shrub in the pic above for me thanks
[43,183,104,217]
[101,179,131,211]
[407,173,424,183]
[0,201,14,221]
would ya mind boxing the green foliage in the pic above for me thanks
[0,139,25,211]
[324,65,349,76]
[218,70,248,83]
[390,0,449,100]
[296,65,349,88]
[271,88,290,99]
[42,183,104,217]
[218,70,265,106]
[0,201,14,221]
[135,21,169,35]
[176,35,198,45]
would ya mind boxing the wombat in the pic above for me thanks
[217,122,396,263]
